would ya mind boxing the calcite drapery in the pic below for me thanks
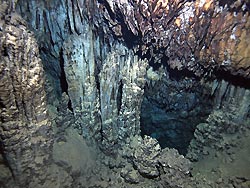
[15,0,105,105]
[0,2,53,186]
[63,32,101,140]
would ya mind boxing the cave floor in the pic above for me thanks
[191,131,250,186]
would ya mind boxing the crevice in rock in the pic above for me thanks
[59,49,73,111]
[117,80,123,115]
[215,69,250,90]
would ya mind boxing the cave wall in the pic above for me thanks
[0,1,53,186]
[141,69,213,154]
[15,0,149,153]
[0,0,250,187]
[141,66,250,156]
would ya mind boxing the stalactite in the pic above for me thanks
[99,0,250,79]
[63,35,148,154]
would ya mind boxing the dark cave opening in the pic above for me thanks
[140,67,213,155]
[59,50,73,112]
[117,81,123,115]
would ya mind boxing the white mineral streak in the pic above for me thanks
[178,2,195,28]
[198,0,206,7]
[230,26,237,40]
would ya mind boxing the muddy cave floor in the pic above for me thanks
[55,127,250,183]
[54,127,250,187]
[1,105,250,187]
[51,97,250,188]
[43,125,250,187]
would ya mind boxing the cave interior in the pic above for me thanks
[0,0,250,187]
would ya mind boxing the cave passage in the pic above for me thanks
[140,68,213,155]
[140,99,199,155]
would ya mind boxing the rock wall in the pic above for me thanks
[0,1,53,186]
[187,79,250,161]
[15,0,108,105]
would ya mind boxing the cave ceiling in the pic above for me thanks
[98,0,250,78]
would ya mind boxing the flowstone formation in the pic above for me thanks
[0,0,250,187]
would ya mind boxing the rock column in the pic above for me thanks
[0,3,53,186]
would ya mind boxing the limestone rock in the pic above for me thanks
[0,2,53,186]
[63,33,101,140]
[187,98,250,161]
[99,0,250,78]
[133,136,161,177]
[159,148,191,175]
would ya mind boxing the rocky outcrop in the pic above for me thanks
[0,1,53,187]
[120,135,196,187]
